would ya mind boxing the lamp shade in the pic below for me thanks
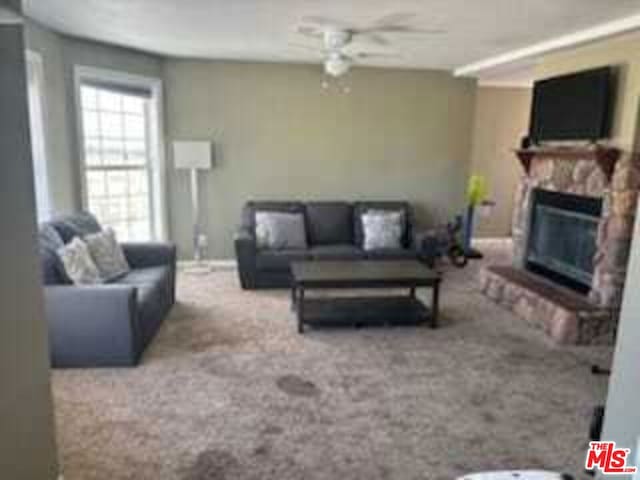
[173,141,212,170]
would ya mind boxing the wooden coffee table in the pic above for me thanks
[290,260,441,334]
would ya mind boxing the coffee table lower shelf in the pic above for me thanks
[295,295,434,333]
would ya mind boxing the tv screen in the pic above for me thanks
[529,66,614,142]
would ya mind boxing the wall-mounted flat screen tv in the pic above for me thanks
[529,66,614,142]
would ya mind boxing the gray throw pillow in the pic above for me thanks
[84,228,130,281]
[39,224,71,285]
[361,211,404,250]
[255,211,307,250]
[57,237,103,285]
[51,212,102,243]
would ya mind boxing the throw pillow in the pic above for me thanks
[38,224,72,285]
[255,211,307,250]
[366,209,407,239]
[84,228,130,281]
[361,210,404,250]
[50,211,102,243]
[57,237,103,285]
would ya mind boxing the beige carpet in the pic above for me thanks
[52,242,612,480]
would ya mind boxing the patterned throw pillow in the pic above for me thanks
[84,228,130,281]
[361,211,404,250]
[255,211,307,250]
[57,237,103,285]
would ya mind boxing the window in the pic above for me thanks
[76,68,166,242]
[26,51,51,221]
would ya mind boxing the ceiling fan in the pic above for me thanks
[292,13,445,79]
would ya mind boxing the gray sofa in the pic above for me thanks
[235,201,433,289]
[38,212,176,368]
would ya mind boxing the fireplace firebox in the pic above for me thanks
[526,189,602,294]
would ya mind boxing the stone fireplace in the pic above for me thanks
[479,144,640,344]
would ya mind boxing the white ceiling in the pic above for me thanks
[24,0,640,79]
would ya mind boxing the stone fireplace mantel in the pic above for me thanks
[479,144,640,344]
[514,145,622,183]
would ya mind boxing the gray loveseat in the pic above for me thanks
[235,201,433,289]
[39,212,176,368]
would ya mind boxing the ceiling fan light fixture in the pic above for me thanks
[324,53,351,77]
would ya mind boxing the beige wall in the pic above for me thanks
[535,32,640,150]
[469,86,532,237]
[163,60,477,259]
[0,22,59,480]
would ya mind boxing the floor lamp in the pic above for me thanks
[173,141,212,269]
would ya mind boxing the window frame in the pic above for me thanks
[26,49,52,221]
[73,65,168,241]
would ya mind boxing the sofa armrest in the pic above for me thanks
[121,242,176,269]
[121,242,177,304]
[44,285,140,367]
[234,227,257,289]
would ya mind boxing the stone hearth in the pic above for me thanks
[479,266,612,344]
[479,145,640,344]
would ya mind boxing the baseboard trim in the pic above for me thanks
[473,236,512,241]
[178,259,237,270]
[473,237,513,245]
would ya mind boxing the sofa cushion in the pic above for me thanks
[366,248,416,260]
[38,224,71,285]
[115,265,170,288]
[310,244,366,261]
[305,202,353,246]
[115,266,172,305]
[50,211,102,243]
[255,211,307,250]
[256,249,310,272]
[354,202,411,248]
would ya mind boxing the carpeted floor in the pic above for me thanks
[52,242,612,480]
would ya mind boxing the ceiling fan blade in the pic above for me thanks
[381,26,445,34]
[361,25,445,34]
[352,51,401,60]
[360,32,390,46]
[295,25,323,38]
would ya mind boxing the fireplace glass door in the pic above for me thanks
[526,189,602,292]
